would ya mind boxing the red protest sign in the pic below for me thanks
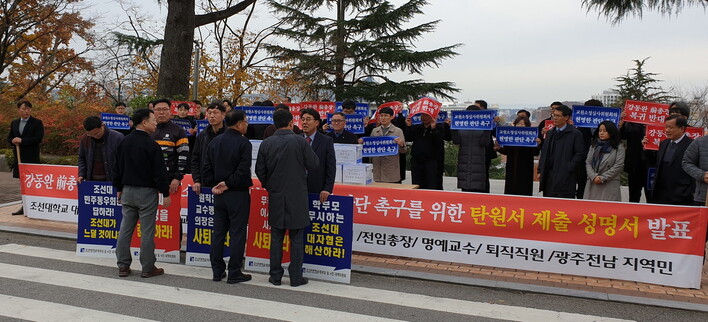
[408,97,442,119]
[301,101,335,120]
[170,101,199,116]
[543,120,554,139]
[369,101,403,124]
[644,125,704,150]
[623,100,669,125]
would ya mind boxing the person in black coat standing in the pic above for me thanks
[405,113,451,190]
[7,100,44,215]
[326,112,359,144]
[203,109,254,284]
[191,103,226,194]
[300,108,336,203]
[650,115,694,205]
[498,116,539,196]
[538,105,585,198]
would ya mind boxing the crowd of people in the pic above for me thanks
[7,96,708,285]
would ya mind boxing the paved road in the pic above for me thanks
[0,232,703,321]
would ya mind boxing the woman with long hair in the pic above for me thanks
[584,121,625,201]
[497,116,538,196]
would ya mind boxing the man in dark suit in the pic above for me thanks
[300,108,336,203]
[326,112,359,144]
[7,100,44,215]
[538,105,585,198]
[651,115,694,205]
[256,109,319,287]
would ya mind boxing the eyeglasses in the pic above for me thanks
[331,119,345,123]
[301,117,316,122]
[154,108,170,112]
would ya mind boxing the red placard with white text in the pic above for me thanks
[301,101,336,120]
[19,164,79,222]
[369,101,403,124]
[623,100,670,125]
[644,125,704,151]
[543,120,554,139]
[244,188,291,273]
[169,101,199,116]
[408,97,442,119]
[285,103,303,128]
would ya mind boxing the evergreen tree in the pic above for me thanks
[583,0,706,24]
[266,0,460,103]
[614,57,673,106]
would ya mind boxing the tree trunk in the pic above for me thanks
[157,0,196,99]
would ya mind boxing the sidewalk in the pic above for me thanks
[0,172,703,311]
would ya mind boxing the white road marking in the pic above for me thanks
[0,243,634,322]
[0,294,158,322]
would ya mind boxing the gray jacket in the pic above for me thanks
[682,136,708,203]
[583,143,625,201]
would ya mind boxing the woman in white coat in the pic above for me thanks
[584,121,625,201]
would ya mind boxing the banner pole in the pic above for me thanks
[15,144,21,164]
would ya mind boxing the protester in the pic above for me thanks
[191,103,226,194]
[572,99,601,199]
[300,108,336,203]
[193,99,205,119]
[151,99,189,194]
[583,121,625,201]
[682,129,708,206]
[222,99,233,112]
[7,100,44,215]
[474,100,500,185]
[497,116,538,196]
[536,101,563,146]
[203,109,253,283]
[619,107,655,203]
[78,116,124,184]
[113,102,133,136]
[263,104,301,139]
[175,102,197,155]
[112,108,170,278]
[538,105,585,198]
[650,115,694,205]
[453,105,492,192]
[370,107,406,183]
[405,113,450,190]
[256,109,319,287]
[326,112,359,144]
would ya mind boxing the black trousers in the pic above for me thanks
[627,165,652,203]
[270,227,305,282]
[210,190,250,278]
[411,158,443,190]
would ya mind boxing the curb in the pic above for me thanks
[2,224,706,312]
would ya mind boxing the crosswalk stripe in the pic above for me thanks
[0,262,401,322]
[0,244,634,322]
[0,294,158,322]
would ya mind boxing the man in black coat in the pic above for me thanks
[203,109,253,284]
[191,103,226,194]
[651,115,694,205]
[538,105,585,198]
[300,108,336,203]
[326,112,359,144]
[7,100,44,215]
[405,113,451,190]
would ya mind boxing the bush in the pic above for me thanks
[42,155,78,166]
[2,148,13,168]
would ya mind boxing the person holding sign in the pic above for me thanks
[453,105,493,193]
[370,107,406,183]
[112,108,171,278]
[583,121,625,201]
[191,103,226,194]
[496,116,538,196]
[326,112,359,144]
[7,100,44,216]
[113,102,133,136]
[203,109,254,283]
[650,115,694,205]
[256,109,320,287]
[264,104,302,138]
[405,112,451,190]
[538,105,585,198]
[78,116,124,184]
[174,102,197,149]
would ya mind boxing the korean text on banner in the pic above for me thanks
[196,120,209,135]
[571,106,621,128]
[336,185,707,288]
[19,164,78,222]
[327,113,365,134]
[245,188,291,274]
[238,106,275,125]
[128,190,182,263]
[623,100,670,125]
[543,120,554,138]
[171,119,194,136]
[100,113,130,130]
[408,97,442,119]
[411,111,448,125]
[76,181,122,257]
[450,110,496,130]
[335,102,369,116]
[304,193,354,283]
[186,188,229,267]
[301,101,336,120]
[286,103,303,128]
[170,101,198,116]
[369,101,403,124]
[644,125,704,151]
[496,127,538,147]
[361,136,399,157]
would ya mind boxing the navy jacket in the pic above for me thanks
[78,126,124,181]
[203,129,253,190]
[306,131,336,194]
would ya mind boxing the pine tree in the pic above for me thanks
[266,0,460,103]
[614,57,673,106]
[583,0,707,24]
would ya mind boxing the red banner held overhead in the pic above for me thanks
[408,97,442,119]
[369,101,403,124]
[169,101,199,116]
[644,125,704,151]
[301,101,336,120]
[623,100,670,125]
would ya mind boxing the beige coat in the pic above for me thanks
[371,125,406,183]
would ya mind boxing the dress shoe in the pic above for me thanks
[118,266,131,277]
[140,267,164,278]
[268,277,281,286]
[11,207,23,216]
[212,272,226,282]
[226,273,252,284]
[290,277,308,287]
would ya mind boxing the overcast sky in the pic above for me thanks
[89,0,708,108]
